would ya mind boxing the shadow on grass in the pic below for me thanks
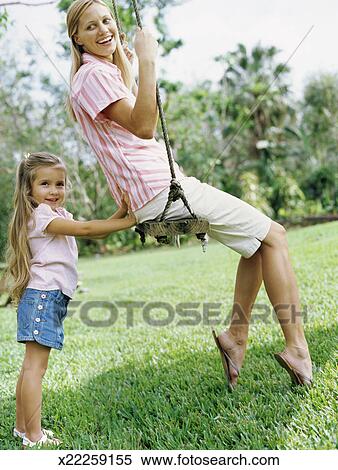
[1,321,336,450]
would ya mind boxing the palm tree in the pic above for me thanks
[215,43,297,181]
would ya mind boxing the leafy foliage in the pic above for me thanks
[301,73,338,165]
[0,8,9,37]
[0,5,337,260]
[301,165,338,212]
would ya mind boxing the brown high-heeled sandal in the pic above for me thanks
[212,329,240,392]
[274,352,313,386]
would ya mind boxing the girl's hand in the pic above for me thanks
[119,199,128,215]
[109,192,132,220]
[120,32,134,64]
[122,191,132,213]
[122,192,137,226]
[126,212,137,227]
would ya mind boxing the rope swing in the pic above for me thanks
[111,0,209,251]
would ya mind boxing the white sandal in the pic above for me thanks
[22,428,61,448]
[13,427,25,439]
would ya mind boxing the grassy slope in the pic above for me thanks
[0,222,337,450]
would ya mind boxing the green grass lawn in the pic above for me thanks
[0,222,337,450]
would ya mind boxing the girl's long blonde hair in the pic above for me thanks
[5,152,68,305]
[66,0,134,121]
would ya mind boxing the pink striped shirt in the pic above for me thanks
[71,53,184,211]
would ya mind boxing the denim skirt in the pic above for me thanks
[17,288,70,350]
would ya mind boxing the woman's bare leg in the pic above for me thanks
[260,221,312,380]
[218,249,263,386]
[219,221,312,385]
[20,342,51,442]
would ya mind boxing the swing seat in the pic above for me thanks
[135,217,210,247]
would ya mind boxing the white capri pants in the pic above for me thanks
[135,176,272,258]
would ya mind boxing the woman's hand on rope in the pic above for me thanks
[134,26,158,62]
[120,32,134,64]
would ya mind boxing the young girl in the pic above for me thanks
[66,0,313,388]
[5,151,135,448]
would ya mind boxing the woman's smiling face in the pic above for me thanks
[74,2,118,60]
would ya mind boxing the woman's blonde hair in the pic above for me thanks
[66,0,134,121]
[5,152,68,305]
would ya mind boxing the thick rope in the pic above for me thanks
[159,179,196,221]
[111,0,208,248]
[111,0,196,209]
[110,0,123,38]
[129,2,174,168]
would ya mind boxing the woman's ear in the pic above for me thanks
[73,34,83,46]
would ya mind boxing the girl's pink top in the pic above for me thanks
[26,203,78,299]
[71,52,184,211]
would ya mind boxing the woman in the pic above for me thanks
[66,0,313,388]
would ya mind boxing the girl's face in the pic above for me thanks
[74,3,118,61]
[31,165,66,211]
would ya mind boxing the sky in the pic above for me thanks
[1,0,338,98]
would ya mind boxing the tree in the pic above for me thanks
[163,43,306,216]
[215,44,297,173]
[301,73,338,166]
[295,73,338,213]
[0,7,9,36]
